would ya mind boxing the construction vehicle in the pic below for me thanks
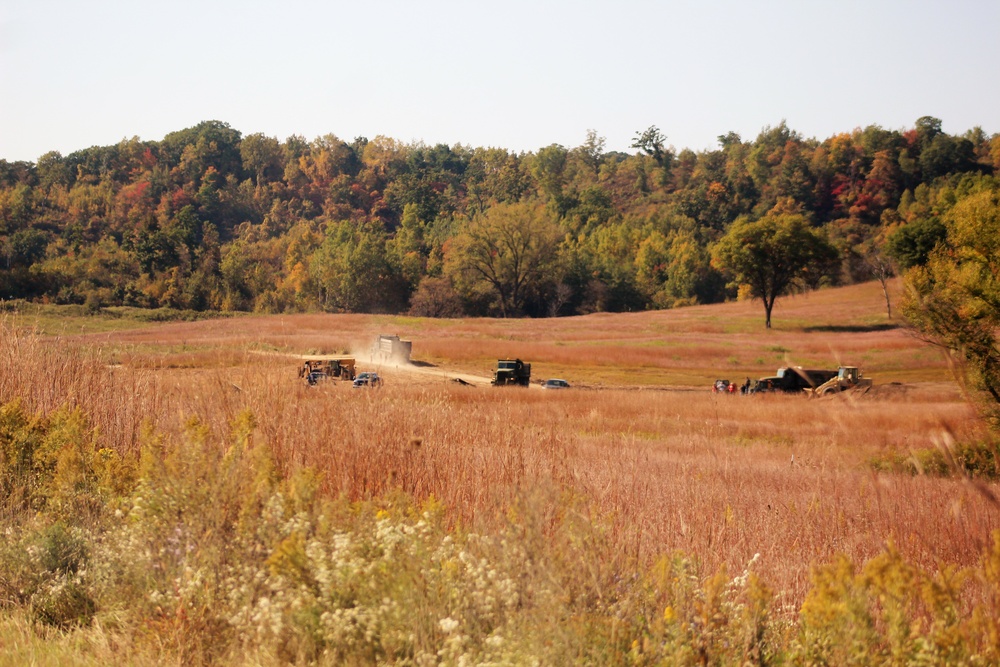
[751,367,839,394]
[491,359,531,387]
[373,335,412,363]
[298,356,356,385]
[807,366,873,396]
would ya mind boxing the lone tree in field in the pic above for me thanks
[712,213,838,328]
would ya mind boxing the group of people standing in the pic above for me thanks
[712,377,755,394]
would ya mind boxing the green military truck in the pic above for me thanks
[491,359,531,387]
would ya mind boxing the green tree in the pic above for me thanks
[0,160,37,188]
[0,184,36,233]
[383,142,466,225]
[133,222,178,278]
[573,129,606,176]
[389,203,430,289]
[914,116,943,146]
[528,144,568,200]
[560,219,645,314]
[239,133,284,186]
[885,215,946,269]
[3,227,48,269]
[920,134,977,181]
[638,228,724,308]
[631,125,670,168]
[446,202,561,317]
[563,186,615,235]
[465,148,530,214]
[712,214,838,328]
[36,151,73,191]
[161,120,244,180]
[308,221,405,313]
[901,189,1000,419]
[219,240,254,310]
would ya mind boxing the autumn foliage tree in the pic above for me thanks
[446,202,561,317]
[902,188,1000,422]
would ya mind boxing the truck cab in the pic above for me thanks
[492,359,531,386]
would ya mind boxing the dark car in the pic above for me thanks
[542,378,570,389]
[352,372,382,388]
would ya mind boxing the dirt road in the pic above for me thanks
[363,356,554,390]
[278,350,522,389]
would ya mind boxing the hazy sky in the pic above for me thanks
[1,0,997,163]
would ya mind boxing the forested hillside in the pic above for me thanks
[1,118,997,317]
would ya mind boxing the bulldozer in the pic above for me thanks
[806,366,873,397]
[299,356,356,385]
[491,359,531,387]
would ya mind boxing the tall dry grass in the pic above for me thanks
[4,279,997,605]
[8,312,994,604]
[0,318,160,455]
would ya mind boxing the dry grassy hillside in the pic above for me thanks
[64,279,944,386]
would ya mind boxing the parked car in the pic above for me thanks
[542,378,570,389]
[352,372,382,388]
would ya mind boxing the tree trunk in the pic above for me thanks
[880,277,892,319]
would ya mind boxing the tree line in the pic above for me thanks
[1,117,998,324]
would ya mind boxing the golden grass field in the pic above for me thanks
[4,277,996,613]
